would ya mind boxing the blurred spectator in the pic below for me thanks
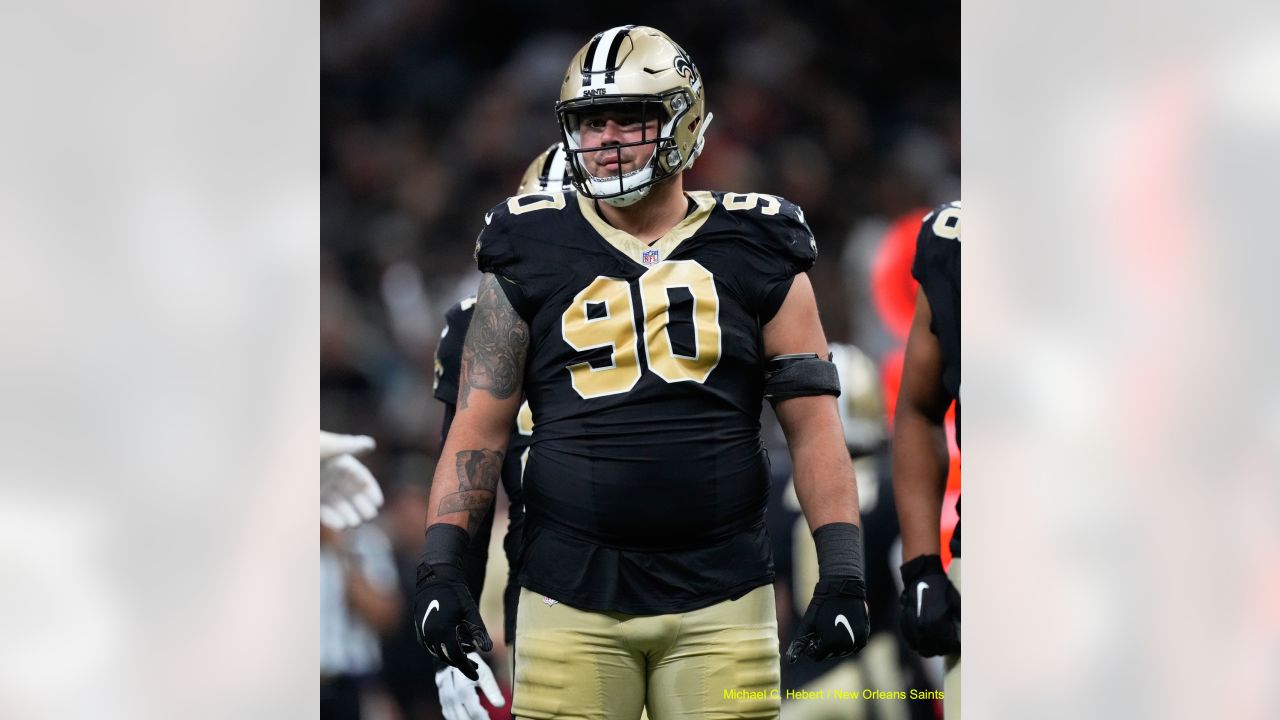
[321,522,402,719]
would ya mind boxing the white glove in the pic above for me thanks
[435,652,506,720]
[320,431,383,530]
[320,430,375,461]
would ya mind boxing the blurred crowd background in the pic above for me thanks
[322,1,958,718]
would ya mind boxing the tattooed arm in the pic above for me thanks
[426,273,530,537]
[413,273,526,675]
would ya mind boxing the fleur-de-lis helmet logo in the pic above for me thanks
[673,52,700,89]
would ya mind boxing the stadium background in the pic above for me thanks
[321,2,958,718]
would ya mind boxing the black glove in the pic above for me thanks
[786,522,870,663]
[786,576,870,663]
[413,525,493,681]
[898,554,960,657]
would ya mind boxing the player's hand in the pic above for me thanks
[898,554,960,657]
[435,652,506,720]
[786,577,870,663]
[413,562,493,681]
[320,449,384,530]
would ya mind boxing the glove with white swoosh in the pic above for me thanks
[898,554,960,657]
[786,522,870,663]
[435,652,506,720]
[413,524,493,681]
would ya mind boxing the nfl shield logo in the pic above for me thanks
[642,249,660,266]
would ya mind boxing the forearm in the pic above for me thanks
[776,395,861,530]
[778,395,871,663]
[460,495,493,600]
[892,401,949,560]
[436,409,494,600]
[426,419,511,538]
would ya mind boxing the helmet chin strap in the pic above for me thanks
[598,177,652,207]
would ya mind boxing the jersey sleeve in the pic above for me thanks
[910,200,962,402]
[911,201,961,287]
[473,194,568,320]
[432,297,475,406]
[725,193,818,322]
[911,197,962,330]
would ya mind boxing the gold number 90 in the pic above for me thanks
[561,260,721,399]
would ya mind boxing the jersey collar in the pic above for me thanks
[576,191,715,267]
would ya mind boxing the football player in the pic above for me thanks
[415,26,869,720]
[892,201,961,717]
[428,142,574,720]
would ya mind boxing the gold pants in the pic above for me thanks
[512,585,780,720]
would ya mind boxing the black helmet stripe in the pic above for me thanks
[538,146,556,183]
[603,25,634,83]
[546,147,568,187]
[581,32,604,87]
[583,25,634,87]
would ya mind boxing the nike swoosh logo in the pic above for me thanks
[420,599,440,636]
[834,614,855,644]
[484,211,494,225]
[916,581,930,618]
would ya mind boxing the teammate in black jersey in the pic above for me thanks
[414,26,869,720]
[893,200,962,717]
[428,143,573,719]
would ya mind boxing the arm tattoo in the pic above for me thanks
[459,274,529,409]
[439,449,504,536]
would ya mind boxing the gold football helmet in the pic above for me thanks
[555,25,713,207]
[516,142,574,194]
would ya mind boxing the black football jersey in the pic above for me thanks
[476,189,816,614]
[434,296,533,644]
[911,200,961,558]
[432,297,475,413]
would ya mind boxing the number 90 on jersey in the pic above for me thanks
[560,260,722,399]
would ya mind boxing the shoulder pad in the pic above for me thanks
[474,192,570,269]
[717,191,817,270]
[444,296,477,324]
[911,200,960,289]
[919,200,961,244]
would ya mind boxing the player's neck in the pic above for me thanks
[595,175,687,245]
